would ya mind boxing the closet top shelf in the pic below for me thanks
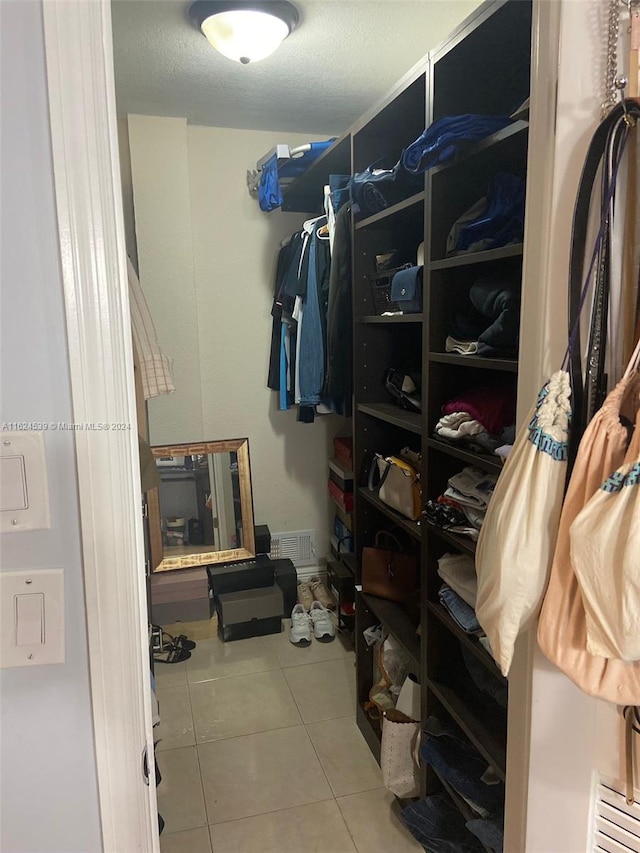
[280,134,351,213]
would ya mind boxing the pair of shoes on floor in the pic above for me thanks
[297,577,336,611]
[153,628,196,664]
[289,601,336,646]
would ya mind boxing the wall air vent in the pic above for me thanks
[592,780,640,853]
[269,529,316,567]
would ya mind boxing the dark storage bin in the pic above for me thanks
[255,523,272,555]
[152,596,212,625]
[207,555,274,597]
[272,558,298,615]
[151,567,209,605]
[216,585,284,642]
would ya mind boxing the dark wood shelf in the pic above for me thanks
[426,600,506,684]
[426,678,506,780]
[356,702,382,763]
[358,487,422,542]
[357,403,422,435]
[429,120,529,177]
[426,437,503,474]
[430,243,524,271]
[280,134,351,213]
[361,592,420,672]
[429,352,518,372]
[355,191,425,230]
[423,520,476,556]
[357,314,424,324]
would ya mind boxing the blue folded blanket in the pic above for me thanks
[402,114,513,173]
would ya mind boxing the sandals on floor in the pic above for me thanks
[151,626,196,664]
[153,644,191,664]
[162,630,196,651]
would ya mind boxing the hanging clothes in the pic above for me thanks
[127,257,175,399]
[323,201,353,415]
[267,209,348,421]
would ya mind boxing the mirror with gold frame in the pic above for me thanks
[148,438,255,572]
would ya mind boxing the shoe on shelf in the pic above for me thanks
[309,575,336,610]
[297,580,314,611]
[310,600,336,643]
[289,604,312,647]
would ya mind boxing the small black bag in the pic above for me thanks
[390,266,423,314]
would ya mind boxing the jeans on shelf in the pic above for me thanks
[438,585,482,634]
[421,715,505,816]
[401,794,484,853]
[466,816,505,853]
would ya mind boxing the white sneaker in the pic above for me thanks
[289,604,312,647]
[310,600,336,643]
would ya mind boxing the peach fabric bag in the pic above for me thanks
[569,340,640,660]
[537,371,640,703]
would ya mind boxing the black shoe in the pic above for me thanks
[385,369,422,412]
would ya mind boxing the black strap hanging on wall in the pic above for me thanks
[566,98,640,466]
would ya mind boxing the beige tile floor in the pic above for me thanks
[155,619,422,853]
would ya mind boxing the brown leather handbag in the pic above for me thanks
[361,531,418,605]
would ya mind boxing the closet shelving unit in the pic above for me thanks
[349,0,532,833]
[277,0,532,838]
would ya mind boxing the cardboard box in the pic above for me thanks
[216,585,284,642]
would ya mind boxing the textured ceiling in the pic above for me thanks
[111,0,481,135]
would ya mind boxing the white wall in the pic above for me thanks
[524,3,638,851]
[128,118,345,557]
[0,2,102,851]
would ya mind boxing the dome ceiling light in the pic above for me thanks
[189,1,300,65]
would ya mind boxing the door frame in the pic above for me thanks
[40,0,564,848]
[42,1,159,850]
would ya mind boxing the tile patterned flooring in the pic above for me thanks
[155,620,422,852]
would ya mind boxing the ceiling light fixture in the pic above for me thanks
[189,1,300,65]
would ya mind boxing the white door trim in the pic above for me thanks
[42,2,159,850]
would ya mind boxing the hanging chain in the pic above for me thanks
[602,0,621,118]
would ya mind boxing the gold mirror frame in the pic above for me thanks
[148,438,255,572]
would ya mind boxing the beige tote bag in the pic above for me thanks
[474,370,571,676]
[380,708,421,799]
[570,342,640,660]
[537,372,640,704]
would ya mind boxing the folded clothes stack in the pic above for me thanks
[435,384,516,459]
[425,466,498,542]
[437,552,478,607]
[446,172,525,257]
[445,272,521,359]
[435,554,504,677]
[439,584,482,634]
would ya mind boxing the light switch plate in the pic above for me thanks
[0,569,65,667]
[0,432,51,533]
